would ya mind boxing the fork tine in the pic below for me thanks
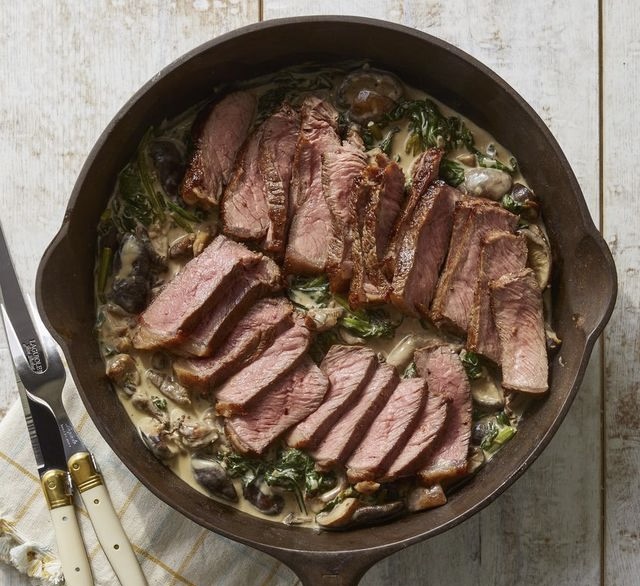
[27,296,66,381]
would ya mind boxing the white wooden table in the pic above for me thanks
[0,2,637,585]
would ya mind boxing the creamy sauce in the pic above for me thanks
[97,66,541,528]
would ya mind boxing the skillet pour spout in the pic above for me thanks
[35,16,617,585]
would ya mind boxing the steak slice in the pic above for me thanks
[221,125,269,241]
[132,236,260,350]
[323,140,368,291]
[225,357,329,455]
[430,199,518,335]
[172,298,293,390]
[383,148,444,279]
[349,154,405,306]
[285,97,341,274]
[214,317,311,416]
[286,345,377,450]
[310,362,398,470]
[491,269,548,393]
[175,255,282,357]
[467,231,528,363]
[259,104,301,254]
[181,91,256,208]
[415,343,472,485]
[346,377,427,483]
[381,388,448,481]
[389,180,457,317]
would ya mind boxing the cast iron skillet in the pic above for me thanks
[35,17,616,586]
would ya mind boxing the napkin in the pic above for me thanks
[0,381,299,586]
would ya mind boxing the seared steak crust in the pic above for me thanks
[430,199,518,335]
[214,317,311,416]
[415,343,472,485]
[225,357,329,455]
[172,298,293,390]
[467,231,528,363]
[346,377,427,483]
[175,255,282,357]
[389,180,457,316]
[181,91,256,208]
[310,363,398,470]
[491,269,548,393]
[132,236,260,351]
[286,345,377,450]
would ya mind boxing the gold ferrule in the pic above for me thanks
[68,452,103,493]
[41,469,73,510]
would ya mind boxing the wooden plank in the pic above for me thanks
[0,2,260,585]
[262,1,602,585]
[603,2,640,585]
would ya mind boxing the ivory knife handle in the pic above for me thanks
[41,470,93,586]
[69,452,147,586]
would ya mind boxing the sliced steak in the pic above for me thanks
[175,255,282,357]
[259,104,301,254]
[172,298,293,390]
[389,180,457,317]
[430,199,518,335]
[225,357,329,455]
[285,97,341,274]
[467,231,528,363]
[181,91,256,208]
[349,154,405,306]
[414,343,472,485]
[383,148,444,279]
[286,345,377,450]
[310,362,398,470]
[491,269,548,393]
[221,125,269,241]
[323,140,368,291]
[346,377,427,483]
[381,389,448,481]
[132,236,260,350]
[214,317,311,416]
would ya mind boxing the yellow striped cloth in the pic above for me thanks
[0,382,298,585]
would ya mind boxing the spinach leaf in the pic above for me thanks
[439,159,465,186]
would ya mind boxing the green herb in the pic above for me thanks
[287,275,331,308]
[334,296,398,339]
[402,362,417,379]
[472,147,518,174]
[461,351,483,381]
[480,412,517,455]
[151,396,167,411]
[379,127,400,155]
[501,193,524,215]
[112,162,154,232]
[439,159,465,186]
[96,247,113,297]
[386,99,474,154]
[219,447,334,514]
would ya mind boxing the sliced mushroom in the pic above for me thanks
[316,498,360,528]
[138,417,178,461]
[337,69,404,124]
[350,501,404,526]
[168,233,195,259]
[466,446,486,475]
[470,376,505,409]
[508,183,540,222]
[463,167,512,200]
[146,369,191,406]
[519,224,552,290]
[149,138,186,200]
[407,485,447,512]
[192,226,213,257]
[110,233,152,313]
[173,411,218,450]
[283,512,313,526]
[304,306,345,331]
[243,477,284,516]
[131,388,168,421]
[191,454,237,502]
[105,354,139,394]
[354,480,380,495]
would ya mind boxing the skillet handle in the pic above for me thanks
[268,549,392,586]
